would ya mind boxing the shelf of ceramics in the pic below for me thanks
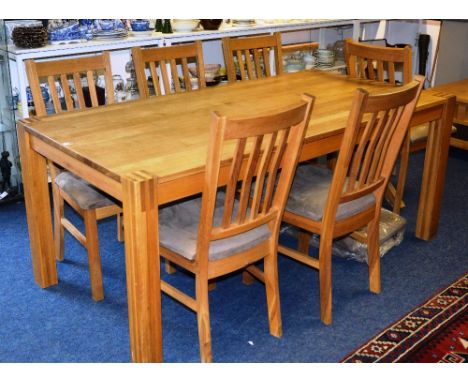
[3,19,382,118]
[161,19,381,44]
[3,19,382,58]
[3,33,165,60]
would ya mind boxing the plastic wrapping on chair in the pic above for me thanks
[283,208,406,264]
[326,209,406,263]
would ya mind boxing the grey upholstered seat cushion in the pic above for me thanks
[55,171,116,210]
[285,164,375,221]
[159,195,272,262]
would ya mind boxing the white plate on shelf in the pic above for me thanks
[93,29,128,40]
[232,20,256,27]
[129,30,154,37]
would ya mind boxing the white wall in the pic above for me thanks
[434,20,468,85]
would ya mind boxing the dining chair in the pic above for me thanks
[25,52,122,301]
[245,77,424,326]
[222,32,283,82]
[131,41,206,98]
[158,94,314,362]
[344,38,417,213]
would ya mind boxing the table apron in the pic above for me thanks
[410,105,444,127]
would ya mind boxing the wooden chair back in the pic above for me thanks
[344,38,412,85]
[132,41,206,98]
[222,32,283,82]
[197,94,314,265]
[323,76,424,226]
[25,52,115,117]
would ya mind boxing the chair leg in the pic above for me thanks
[318,234,333,325]
[208,281,217,291]
[367,216,381,294]
[164,259,177,274]
[263,246,282,337]
[298,230,311,254]
[52,185,65,261]
[83,209,104,301]
[326,152,338,170]
[394,134,410,214]
[195,274,212,362]
[116,213,124,242]
[242,270,256,285]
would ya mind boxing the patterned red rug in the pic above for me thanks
[341,273,467,363]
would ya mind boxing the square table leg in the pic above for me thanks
[416,95,456,240]
[17,123,57,287]
[122,171,163,362]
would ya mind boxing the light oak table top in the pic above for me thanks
[23,70,447,202]
[430,79,468,104]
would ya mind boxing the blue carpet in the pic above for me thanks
[0,148,467,362]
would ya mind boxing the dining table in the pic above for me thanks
[17,69,455,362]
[427,78,468,150]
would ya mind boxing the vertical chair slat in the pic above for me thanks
[73,73,85,109]
[244,49,255,80]
[170,59,181,93]
[60,74,74,111]
[236,51,246,80]
[250,134,275,220]
[159,60,171,94]
[346,115,376,191]
[262,130,289,213]
[48,75,62,114]
[222,138,247,228]
[377,60,384,82]
[367,60,375,80]
[388,62,396,84]
[359,58,367,79]
[86,70,99,107]
[263,48,271,77]
[235,137,261,223]
[347,55,357,78]
[252,49,262,78]
[181,58,192,91]
[149,62,161,96]
[236,136,264,224]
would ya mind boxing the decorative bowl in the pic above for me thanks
[131,19,150,32]
[48,21,82,42]
[99,19,115,31]
[172,19,200,33]
[200,19,223,30]
[189,64,221,82]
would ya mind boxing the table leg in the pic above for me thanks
[416,95,456,240]
[17,123,57,287]
[122,172,163,363]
